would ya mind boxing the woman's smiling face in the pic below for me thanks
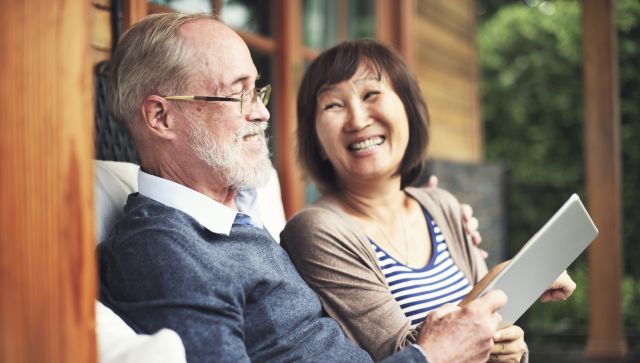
[314,63,409,187]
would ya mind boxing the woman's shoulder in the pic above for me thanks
[285,198,345,232]
[405,186,462,212]
[281,198,365,256]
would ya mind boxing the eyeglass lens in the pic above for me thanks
[241,86,271,115]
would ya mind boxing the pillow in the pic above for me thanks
[95,160,139,244]
[255,167,287,242]
[96,302,186,363]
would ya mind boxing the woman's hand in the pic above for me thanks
[541,270,576,302]
[488,324,526,363]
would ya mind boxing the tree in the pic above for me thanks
[479,0,640,346]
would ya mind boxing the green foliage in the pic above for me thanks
[618,0,640,280]
[479,0,640,342]
[479,1,584,252]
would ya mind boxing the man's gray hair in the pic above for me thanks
[107,12,215,127]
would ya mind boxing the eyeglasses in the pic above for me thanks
[164,84,271,115]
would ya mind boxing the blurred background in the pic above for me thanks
[1,0,637,361]
[141,0,640,360]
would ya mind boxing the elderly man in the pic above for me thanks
[99,12,508,363]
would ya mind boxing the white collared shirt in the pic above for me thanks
[138,170,262,236]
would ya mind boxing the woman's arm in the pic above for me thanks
[281,208,419,361]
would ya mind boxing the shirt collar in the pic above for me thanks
[137,170,262,236]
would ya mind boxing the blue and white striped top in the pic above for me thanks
[370,209,472,328]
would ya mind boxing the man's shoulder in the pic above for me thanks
[100,194,206,256]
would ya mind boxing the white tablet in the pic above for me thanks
[479,194,598,327]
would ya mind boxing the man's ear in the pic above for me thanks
[140,95,177,140]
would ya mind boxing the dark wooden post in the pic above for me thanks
[274,0,305,218]
[375,0,416,68]
[123,0,148,31]
[582,0,628,358]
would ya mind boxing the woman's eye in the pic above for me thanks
[363,90,381,101]
[322,102,342,111]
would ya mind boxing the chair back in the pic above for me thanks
[94,60,140,163]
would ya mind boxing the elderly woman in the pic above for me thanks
[281,40,574,363]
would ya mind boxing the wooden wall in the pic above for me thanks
[92,0,113,63]
[0,1,97,362]
[414,0,483,162]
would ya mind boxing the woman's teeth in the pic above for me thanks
[349,136,385,151]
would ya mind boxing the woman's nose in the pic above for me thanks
[344,101,371,132]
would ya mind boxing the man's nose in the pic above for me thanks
[247,97,270,122]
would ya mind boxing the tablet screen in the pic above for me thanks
[480,194,598,327]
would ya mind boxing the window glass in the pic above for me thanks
[220,0,272,36]
[303,0,339,49]
[148,0,272,37]
[348,0,375,39]
[148,0,213,13]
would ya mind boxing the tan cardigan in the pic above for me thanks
[281,187,490,361]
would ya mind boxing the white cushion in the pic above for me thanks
[256,168,287,242]
[95,160,139,243]
[96,302,186,363]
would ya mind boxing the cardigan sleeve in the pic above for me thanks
[281,207,419,361]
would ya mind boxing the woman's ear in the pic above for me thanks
[140,95,176,140]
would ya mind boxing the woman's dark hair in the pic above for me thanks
[296,39,430,193]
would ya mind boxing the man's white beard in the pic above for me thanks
[187,121,273,188]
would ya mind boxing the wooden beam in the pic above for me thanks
[375,0,393,45]
[237,30,277,54]
[122,0,148,31]
[375,0,416,68]
[582,0,628,358]
[337,0,348,42]
[396,0,416,70]
[274,0,305,218]
[0,1,96,362]
[212,0,223,16]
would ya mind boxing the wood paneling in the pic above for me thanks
[417,65,477,108]
[417,0,472,38]
[413,0,482,162]
[93,48,111,64]
[92,6,111,50]
[415,18,474,70]
[91,2,111,63]
[0,1,97,362]
[583,0,628,358]
[428,100,480,161]
[92,0,111,8]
